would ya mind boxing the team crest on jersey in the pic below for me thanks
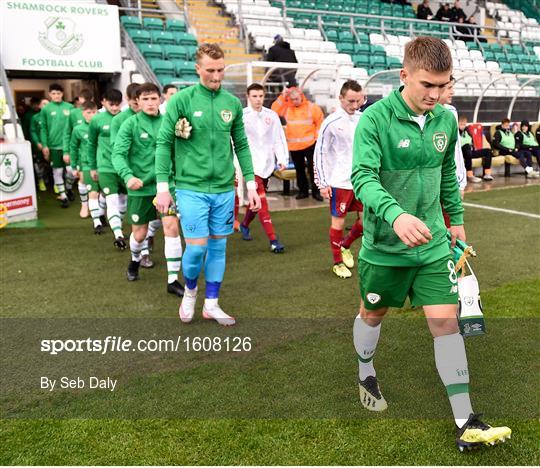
[221,110,233,123]
[366,293,381,305]
[432,132,448,153]
[140,132,149,139]
[63,109,70,116]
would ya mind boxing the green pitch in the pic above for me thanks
[1,185,539,465]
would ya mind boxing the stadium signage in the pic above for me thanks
[0,0,121,73]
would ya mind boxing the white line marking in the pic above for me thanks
[463,202,540,219]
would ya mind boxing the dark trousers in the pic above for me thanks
[498,147,532,168]
[523,146,540,165]
[290,144,319,195]
[462,145,492,171]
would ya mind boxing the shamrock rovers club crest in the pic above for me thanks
[0,153,24,193]
[432,132,448,153]
[38,17,83,56]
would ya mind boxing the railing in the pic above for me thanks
[0,59,20,140]
[121,28,160,85]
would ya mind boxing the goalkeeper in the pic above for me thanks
[155,43,260,326]
[351,36,511,451]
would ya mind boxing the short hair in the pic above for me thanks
[501,118,511,124]
[103,89,122,104]
[340,80,363,96]
[458,115,467,122]
[30,97,41,105]
[49,83,64,93]
[403,37,452,73]
[125,83,141,100]
[195,43,224,63]
[82,101,98,111]
[247,83,264,94]
[162,84,178,94]
[79,89,94,102]
[136,82,161,98]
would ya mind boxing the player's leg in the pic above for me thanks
[64,165,76,201]
[102,174,126,249]
[413,257,511,450]
[329,188,351,277]
[127,223,148,281]
[341,195,364,264]
[355,261,412,411]
[50,150,68,207]
[77,172,89,219]
[162,210,184,297]
[257,176,284,252]
[33,152,46,192]
[201,190,236,326]
[176,189,210,323]
[126,195,153,281]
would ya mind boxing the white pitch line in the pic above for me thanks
[463,202,540,219]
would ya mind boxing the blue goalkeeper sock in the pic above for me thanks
[204,237,227,299]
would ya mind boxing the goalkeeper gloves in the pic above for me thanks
[175,117,192,139]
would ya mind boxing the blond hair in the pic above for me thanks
[195,43,225,62]
[403,36,452,73]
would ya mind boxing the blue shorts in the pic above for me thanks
[176,189,235,238]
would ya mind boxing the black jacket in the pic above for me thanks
[417,4,433,20]
[515,131,539,151]
[265,41,297,64]
[435,6,452,21]
[492,125,516,152]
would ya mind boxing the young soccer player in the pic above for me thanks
[155,43,261,326]
[63,89,94,216]
[159,84,177,114]
[239,83,288,253]
[70,101,99,229]
[112,83,185,297]
[314,80,365,279]
[87,89,127,248]
[29,98,49,192]
[40,83,74,208]
[351,37,511,451]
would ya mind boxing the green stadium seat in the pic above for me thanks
[337,42,354,54]
[353,55,370,68]
[163,44,188,60]
[489,43,503,52]
[368,4,380,15]
[151,30,176,45]
[357,32,369,43]
[353,43,370,54]
[166,19,187,32]
[138,43,163,60]
[372,45,386,57]
[149,59,174,75]
[325,29,338,41]
[174,60,196,75]
[175,32,198,46]
[156,74,177,87]
[120,16,142,30]
[506,53,518,62]
[128,29,151,44]
[178,74,199,84]
[338,30,355,43]
[370,55,386,67]
[143,17,164,30]
[483,50,495,61]
[500,62,512,73]
[494,52,507,62]
[386,56,402,68]
[369,66,386,75]
[185,45,198,59]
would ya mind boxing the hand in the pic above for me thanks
[320,187,332,199]
[71,169,79,178]
[127,177,143,190]
[449,225,466,248]
[459,189,465,200]
[63,154,70,165]
[37,143,43,151]
[278,163,287,171]
[175,117,192,139]
[90,170,98,181]
[155,191,173,214]
[392,213,432,248]
[42,147,50,160]
[247,189,261,212]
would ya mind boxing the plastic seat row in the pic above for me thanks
[120,15,187,32]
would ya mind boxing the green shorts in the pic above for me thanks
[99,172,126,196]
[359,256,459,310]
[128,190,178,225]
[82,169,100,193]
[50,149,65,169]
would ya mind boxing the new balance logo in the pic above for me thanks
[397,139,410,148]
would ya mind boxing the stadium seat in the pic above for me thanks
[166,19,187,32]
[174,60,196,75]
[143,17,164,30]
[121,15,142,30]
[163,44,188,60]
[151,31,176,45]
[149,59,175,75]
[138,43,163,60]
[129,29,151,44]
[175,32,198,46]
[156,74,177,86]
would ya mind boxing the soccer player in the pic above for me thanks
[159,84,177,114]
[155,43,261,326]
[40,83,74,208]
[351,37,511,451]
[314,80,365,279]
[239,83,288,253]
[70,101,99,230]
[63,89,94,217]
[87,89,127,248]
[112,83,185,296]
[29,98,49,192]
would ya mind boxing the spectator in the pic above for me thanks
[492,118,539,178]
[271,87,324,201]
[464,15,488,43]
[435,3,453,22]
[417,0,434,20]
[450,0,467,22]
[264,35,298,87]
[458,115,494,182]
[515,120,540,168]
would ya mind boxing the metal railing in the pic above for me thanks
[121,28,160,85]
[0,59,20,140]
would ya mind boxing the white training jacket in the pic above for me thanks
[314,106,360,190]
[445,104,467,191]
[242,105,289,179]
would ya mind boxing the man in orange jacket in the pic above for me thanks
[271,88,324,201]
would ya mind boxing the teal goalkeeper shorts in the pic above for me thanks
[359,255,459,310]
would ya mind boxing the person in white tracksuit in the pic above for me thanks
[239,83,289,253]
[314,80,366,279]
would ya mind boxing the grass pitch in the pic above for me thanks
[1,185,539,465]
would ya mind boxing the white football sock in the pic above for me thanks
[106,194,123,239]
[148,218,162,237]
[53,168,67,200]
[78,182,88,203]
[353,315,381,380]
[88,198,102,227]
[165,236,182,283]
[129,233,144,262]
